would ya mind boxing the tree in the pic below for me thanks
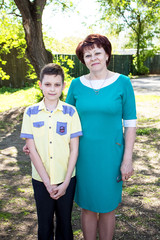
[97,0,160,74]
[0,10,26,81]
[1,0,74,78]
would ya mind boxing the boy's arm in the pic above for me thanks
[26,138,57,194]
[51,136,79,200]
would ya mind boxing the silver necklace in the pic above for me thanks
[88,73,108,95]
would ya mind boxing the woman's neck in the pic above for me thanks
[87,69,113,80]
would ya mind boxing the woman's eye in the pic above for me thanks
[45,83,50,86]
[95,52,101,55]
[85,55,91,58]
[55,84,61,87]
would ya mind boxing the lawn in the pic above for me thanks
[0,87,160,239]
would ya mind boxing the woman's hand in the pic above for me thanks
[121,127,136,181]
[120,158,134,181]
[23,144,30,155]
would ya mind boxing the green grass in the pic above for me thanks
[136,127,160,135]
[123,185,139,196]
[0,86,42,112]
[0,212,12,221]
[0,84,68,112]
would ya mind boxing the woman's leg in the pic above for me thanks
[98,210,115,240]
[81,209,98,240]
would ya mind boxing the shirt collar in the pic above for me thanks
[38,98,63,112]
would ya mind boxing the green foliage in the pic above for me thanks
[25,58,37,81]
[133,46,159,74]
[53,55,74,83]
[97,0,160,74]
[0,10,26,80]
[52,55,74,100]
[133,54,149,75]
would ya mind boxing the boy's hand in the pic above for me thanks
[23,144,30,155]
[45,183,58,196]
[50,182,68,200]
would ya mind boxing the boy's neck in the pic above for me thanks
[44,98,59,111]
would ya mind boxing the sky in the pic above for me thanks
[42,0,103,40]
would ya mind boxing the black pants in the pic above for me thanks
[32,177,76,240]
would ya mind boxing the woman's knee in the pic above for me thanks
[82,209,96,214]
[99,210,115,220]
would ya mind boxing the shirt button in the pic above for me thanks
[49,116,51,118]
[49,126,51,129]
[50,157,52,159]
[50,141,52,144]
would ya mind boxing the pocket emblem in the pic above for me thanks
[56,122,67,135]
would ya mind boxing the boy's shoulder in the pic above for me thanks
[60,100,77,117]
[24,101,42,117]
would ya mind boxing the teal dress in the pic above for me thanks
[66,74,137,213]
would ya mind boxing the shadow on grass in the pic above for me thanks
[0,112,160,239]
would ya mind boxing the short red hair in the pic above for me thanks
[76,34,112,66]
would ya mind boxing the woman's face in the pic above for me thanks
[83,45,108,73]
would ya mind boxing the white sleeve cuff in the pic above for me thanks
[123,119,137,127]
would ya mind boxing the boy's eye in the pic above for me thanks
[45,83,50,86]
[55,83,61,87]
[95,52,101,55]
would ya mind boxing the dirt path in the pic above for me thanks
[0,90,160,239]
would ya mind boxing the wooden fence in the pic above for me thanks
[0,49,160,88]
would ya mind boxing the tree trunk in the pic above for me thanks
[14,0,53,78]
[136,14,141,74]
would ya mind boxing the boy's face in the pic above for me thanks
[39,74,65,103]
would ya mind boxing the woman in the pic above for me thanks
[65,34,137,240]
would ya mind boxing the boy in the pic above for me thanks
[20,63,82,240]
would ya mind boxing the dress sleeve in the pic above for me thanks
[66,80,76,106]
[123,119,137,127]
[122,77,137,120]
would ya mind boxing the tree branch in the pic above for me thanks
[118,6,139,34]
[0,0,4,9]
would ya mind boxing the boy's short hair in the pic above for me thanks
[40,63,64,83]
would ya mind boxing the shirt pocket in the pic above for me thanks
[33,121,45,136]
[56,121,67,136]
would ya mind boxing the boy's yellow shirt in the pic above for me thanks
[20,99,82,184]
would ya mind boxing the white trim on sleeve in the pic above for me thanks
[123,119,137,127]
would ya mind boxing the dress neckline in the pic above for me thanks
[80,73,120,90]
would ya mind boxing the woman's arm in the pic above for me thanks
[51,137,79,200]
[120,127,136,181]
[23,144,30,155]
[26,138,57,194]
